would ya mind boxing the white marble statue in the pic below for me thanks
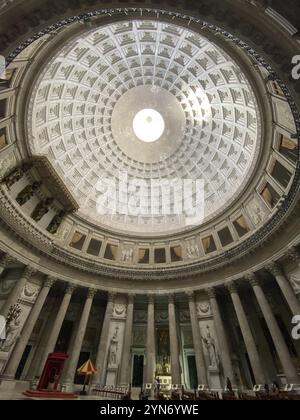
[202,325,218,368]
[0,318,21,352]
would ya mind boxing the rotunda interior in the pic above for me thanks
[0,0,300,401]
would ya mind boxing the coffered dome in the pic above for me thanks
[27,20,261,235]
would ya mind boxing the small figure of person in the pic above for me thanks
[272,381,280,395]
[264,383,270,394]
[226,377,233,393]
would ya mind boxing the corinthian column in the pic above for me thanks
[227,282,266,385]
[145,296,156,385]
[92,292,114,386]
[207,287,235,387]
[266,263,300,316]
[119,294,134,386]
[37,283,76,376]
[64,288,96,389]
[187,292,208,385]
[287,247,300,265]
[168,294,181,385]
[0,266,35,318]
[248,274,299,384]
[0,253,10,276]
[2,276,55,380]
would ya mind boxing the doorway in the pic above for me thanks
[132,354,144,387]
[187,355,198,390]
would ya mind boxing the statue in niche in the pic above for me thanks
[16,182,42,206]
[31,198,54,222]
[0,303,22,352]
[47,210,66,234]
[108,327,119,366]
[4,163,32,188]
[202,325,218,368]
[186,241,200,258]
[121,248,133,263]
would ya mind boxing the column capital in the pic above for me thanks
[23,266,36,281]
[87,288,96,299]
[207,287,217,299]
[107,292,116,302]
[168,293,176,304]
[0,253,11,269]
[147,295,155,304]
[245,272,259,287]
[127,293,135,303]
[65,283,76,295]
[186,291,195,302]
[287,247,300,263]
[226,281,238,294]
[266,262,284,277]
[44,276,56,288]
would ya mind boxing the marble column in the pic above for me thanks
[266,263,300,316]
[168,294,181,385]
[92,292,114,386]
[37,283,76,376]
[0,253,10,276]
[0,266,35,318]
[207,287,235,386]
[187,292,208,385]
[248,274,299,384]
[2,276,55,380]
[119,294,134,386]
[227,282,266,385]
[145,296,156,385]
[64,288,96,388]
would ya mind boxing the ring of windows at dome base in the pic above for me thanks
[0,13,298,271]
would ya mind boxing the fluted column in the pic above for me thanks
[0,253,10,276]
[266,263,300,316]
[227,282,266,385]
[119,294,134,386]
[0,266,35,318]
[2,276,55,380]
[248,274,299,384]
[64,288,96,388]
[187,292,208,385]
[92,292,114,386]
[37,283,76,376]
[168,294,181,385]
[145,296,156,384]
[207,287,235,386]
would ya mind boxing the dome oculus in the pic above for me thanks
[133,109,165,143]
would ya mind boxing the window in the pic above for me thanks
[202,235,217,254]
[104,244,118,260]
[261,183,280,209]
[87,239,102,256]
[271,160,292,189]
[218,227,234,247]
[170,246,182,262]
[233,216,250,238]
[154,248,166,264]
[0,127,7,150]
[278,135,297,164]
[138,248,150,264]
[70,232,86,250]
[0,99,6,119]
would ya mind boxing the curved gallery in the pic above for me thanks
[0,0,299,399]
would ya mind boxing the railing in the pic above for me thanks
[92,386,130,400]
